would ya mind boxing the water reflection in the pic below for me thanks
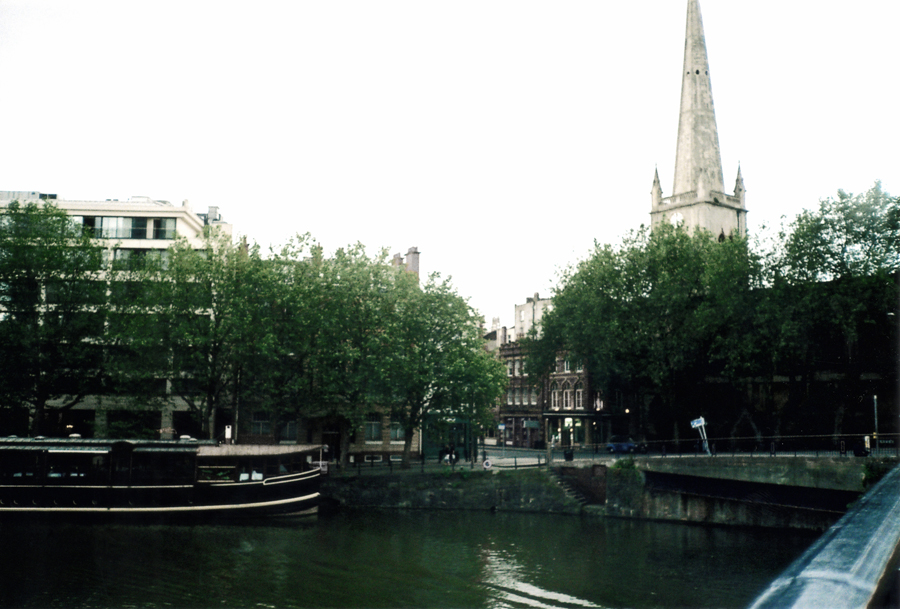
[0,511,815,608]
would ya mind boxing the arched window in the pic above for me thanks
[574,382,584,409]
[550,383,560,410]
[562,382,572,410]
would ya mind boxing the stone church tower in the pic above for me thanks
[650,0,747,239]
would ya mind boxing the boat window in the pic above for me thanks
[130,452,196,485]
[44,452,108,484]
[198,465,234,482]
[266,459,280,477]
[234,459,265,482]
[0,451,41,481]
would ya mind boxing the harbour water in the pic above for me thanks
[0,510,816,608]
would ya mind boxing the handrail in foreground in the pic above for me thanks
[748,463,900,609]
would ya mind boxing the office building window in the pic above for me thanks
[152,218,176,239]
[364,413,382,442]
[251,411,270,435]
[390,417,404,442]
[77,216,175,240]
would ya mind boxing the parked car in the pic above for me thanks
[606,436,644,454]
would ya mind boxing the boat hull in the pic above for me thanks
[0,469,321,517]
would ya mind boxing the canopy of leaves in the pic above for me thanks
[383,273,506,466]
[0,202,105,434]
[527,183,898,440]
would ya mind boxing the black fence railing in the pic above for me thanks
[323,434,900,476]
[634,433,900,458]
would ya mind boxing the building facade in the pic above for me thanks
[498,341,544,448]
[0,191,232,440]
[542,353,599,448]
[493,294,604,450]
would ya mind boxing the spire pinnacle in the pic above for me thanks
[672,0,724,198]
[651,167,663,206]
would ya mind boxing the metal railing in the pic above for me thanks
[748,462,900,608]
[494,433,900,460]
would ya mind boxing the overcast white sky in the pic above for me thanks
[1,0,897,328]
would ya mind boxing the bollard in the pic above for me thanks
[770,442,776,457]
[514,457,517,470]
[661,444,666,458]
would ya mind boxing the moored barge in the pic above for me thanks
[0,437,323,517]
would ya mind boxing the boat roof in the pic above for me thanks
[0,437,324,455]
[0,437,215,453]
[197,444,324,457]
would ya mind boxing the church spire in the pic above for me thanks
[650,0,746,239]
[672,0,724,199]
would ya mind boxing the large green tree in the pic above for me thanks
[384,274,506,468]
[247,240,406,464]
[526,222,762,441]
[0,202,106,435]
[759,183,899,436]
[527,182,898,443]
[110,229,262,439]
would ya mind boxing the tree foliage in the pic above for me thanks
[109,229,259,438]
[103,229,504,456]
[526,223,762,438]
[0,202,105,435]
[527,183,898,441]
[384,274,506,467]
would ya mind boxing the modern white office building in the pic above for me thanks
[0,191,232,439]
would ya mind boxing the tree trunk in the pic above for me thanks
[401,427,415,469]
[338,418,351,470]
[30,403,44,437]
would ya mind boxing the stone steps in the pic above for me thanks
[550,470,589,505]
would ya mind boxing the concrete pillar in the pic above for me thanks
[160,408,174,440]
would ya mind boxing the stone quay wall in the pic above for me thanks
[319,457,899,530]
[321,468,582,514]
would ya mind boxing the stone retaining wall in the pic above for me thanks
[321,468,582,514]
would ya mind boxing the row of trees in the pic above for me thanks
[526,183,899,442]
[0,202,506,467]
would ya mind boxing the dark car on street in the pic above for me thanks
[606,436,644,454]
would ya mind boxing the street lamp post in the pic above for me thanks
[874,395,879,451]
